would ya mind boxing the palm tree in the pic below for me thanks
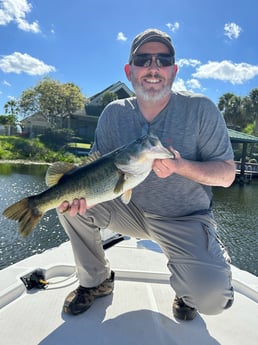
[4,99,19,116]
[218,93,243,129]
[248,89,258,134]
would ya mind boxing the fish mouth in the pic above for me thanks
[150,145,175,159]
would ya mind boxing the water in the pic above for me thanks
[213,183,257,276]
[0,163,257,276]
[0,164,68,271]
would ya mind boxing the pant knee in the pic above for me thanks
[184,287,234,315]
[170,263,234,315]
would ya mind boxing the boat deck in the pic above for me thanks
[0,237,257,345]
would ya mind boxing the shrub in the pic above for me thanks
[0,135,83,163]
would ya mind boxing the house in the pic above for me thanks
[20,112,51,137]
[21,81,134,141]
[85,81,134,116]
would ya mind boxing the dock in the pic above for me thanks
[235,161,258,184]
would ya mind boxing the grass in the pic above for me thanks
[0,136,84,163]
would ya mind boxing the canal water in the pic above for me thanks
[0,163,257,276]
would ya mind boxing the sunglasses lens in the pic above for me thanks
[132,54,173,67]
[133,54,152,67]
[157,54,174,67]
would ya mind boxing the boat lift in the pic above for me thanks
[228,129,258,184]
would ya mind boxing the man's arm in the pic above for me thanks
[153,150,236,188]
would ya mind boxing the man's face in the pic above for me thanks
[125,41,178,102]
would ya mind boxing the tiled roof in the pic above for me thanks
[228,129,258,143]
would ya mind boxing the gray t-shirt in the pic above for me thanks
[91,91,233,217]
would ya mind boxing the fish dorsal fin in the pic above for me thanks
[121,190,132,204]
[81,151,102,166]
[46,162,77,187]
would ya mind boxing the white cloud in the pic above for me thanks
[172,59,203,92]
[7,95,16,100]
[0,0,40,33]
[117,32,127,41]
[224,22,242,39]
[3,80,11,86]
[193,60,258,84]
[0,52,56,75]
[172,78,187,91]
[172,77,202,93]
[16,17,40,33]
[186,78,201,89]
[177,58,201,68]
[166,22,180,33]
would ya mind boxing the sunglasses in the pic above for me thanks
[132,53,174,67]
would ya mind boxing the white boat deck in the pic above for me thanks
[0,236,257,345]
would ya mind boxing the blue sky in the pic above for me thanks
[0,0,258,115]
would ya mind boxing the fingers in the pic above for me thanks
[69,198,84,217]
[153,158,171,175]
[153,149,180,178]
[57,201,70,213]
[153,161,170,177]
[57,198,87,217]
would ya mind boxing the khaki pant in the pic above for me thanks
[58,199,234,315]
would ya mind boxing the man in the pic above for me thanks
[58,28,235,321]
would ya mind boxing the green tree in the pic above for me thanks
[4,99,19,116]
[218,93,241,129]
[19,88,38,116]
[248,88,258,134]
[34,78,65,127]
[0,114,16,125]
[0,114,17,136]
[218,88,258,133]
[240,95,255,130]
[61,82,87,129]
[18,77,86,128]
[101,91,118,108]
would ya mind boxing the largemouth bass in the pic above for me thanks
[3,134,174,237]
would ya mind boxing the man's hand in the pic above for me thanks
[152,147,235,187]
[57,198,88,217]
[153,148,180,178]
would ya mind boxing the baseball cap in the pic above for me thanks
[129,28,175,63]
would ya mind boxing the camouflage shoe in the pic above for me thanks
[63,271,115,315]
[173,296,197,321]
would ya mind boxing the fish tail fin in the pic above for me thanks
[3,197,43,237]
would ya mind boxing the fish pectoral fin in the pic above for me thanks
[121,190,132,204]
[46,162,77,187]
[113,171,126,194]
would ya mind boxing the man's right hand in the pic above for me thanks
[57,198,88,217]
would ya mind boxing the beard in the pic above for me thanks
[131,72,173,102]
